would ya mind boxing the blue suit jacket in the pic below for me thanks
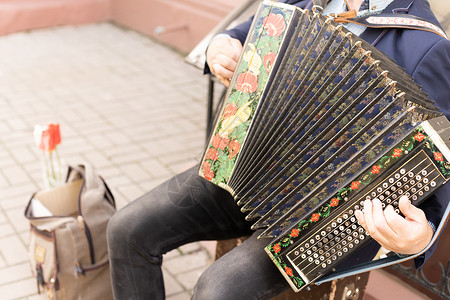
[220,0,450,268]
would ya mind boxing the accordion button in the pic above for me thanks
[353,232,358,238]
[331,222,337,228]
[348,209,354,215]
[323,238,329,243]
[347,236,352,242]
[354,239,360,245]
[398,190,403,194]
[301,254,306,259]
[405,192,411,197]
[400,168,406,175]
[343,247,348,253]
[317,242,323,247]
[388,178,394,184]
[308,257,314,262]
[337,217,343,223]
[343,214,349,219]
[322,263,327,268]
[395,173,401,179]
[300,247,305,252]
[423,178,429,184]
[424,186,430,192]
[326,226,332,232]
[337,251,343,257]
[342,241,347,246]
[360,235,365,240]
[315,260,320,265]
[390,186,396,192]
[313,253,319,258]
[377,187,383,193]
[312,246,318,252]
[346,228,351,234]
[392,194,398,200]
[321,231,327,236]
[408,172,414,178]
[395,208,400,214]
[340,232,346,238]
[351,217,356,223]
[385,191,391,196]
[320,256,325,261]
[349,243,354,249]
[416,175,422,181]
[326,259,332,264]
[421,170,427,176]
[307,250,312,255]
[396,182,402,187]
[325,253,330,258]
[410,180,416,185]
[412,195,418,201]
[294,251,300,256]
[332,255,337,260]
[386,198,392,204]
[354,205,360,210]
[430,181,436,187]
[367,195,372,200]
[418,191,424,196]
[402,177,408,182]
[330,241,336,247]
[417,183,423,189]
[379,195,385,200]
[305,243,310,248]
[310,239,315,244]
[411,188,417,193]
[315,235,321,240]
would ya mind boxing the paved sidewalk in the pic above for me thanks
[0,22,216,299]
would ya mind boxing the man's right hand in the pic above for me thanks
[206,36,242,87]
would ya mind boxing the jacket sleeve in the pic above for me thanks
[411,38,450,268]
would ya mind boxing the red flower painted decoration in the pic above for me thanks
[222,103,238,119]
[311,213,320,222]
[202,161,214,181]
[263,13,286,37]
[285,267,294,277]
[235,71,258,93]
[212,133,230,150]
[228,140,241,159]
[273,243,281,254]
[393,148,403,158]
[263,51,276,73]
[371,165,381,175]
[351,181,360,190]
[434,152,443,162]
[414,132,426,142]
[205,148,219,161]
[290,228,300,238]
[330,198,339,207]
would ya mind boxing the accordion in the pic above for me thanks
[199,0,450,292]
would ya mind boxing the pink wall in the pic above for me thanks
[110,0,242,53]
[0,0,110,36]
[0,0,240,53]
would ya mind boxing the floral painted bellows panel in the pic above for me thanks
[199,2,300,189]
[198,0,449,293]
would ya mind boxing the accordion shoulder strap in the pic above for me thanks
[335,13,448,39]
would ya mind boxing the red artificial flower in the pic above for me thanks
[414,132,426,142]
[235,72,258,93]
[434,152,443,162]
[263,13,286,37]
[393,148,403,158]
[371,165,381,175]
[311,213,320,222]
[202,161,214,181]
[351,181,360,190]
[273,243,281,254]
[222,103,238,119]
[330,198,339,207]
[205,148,219,161]
[263,52,276,73]
[38,123,61,152]
[228,140,241,159]
[285,267,294,277]
[290,228,300,238]
[212,134,230,150]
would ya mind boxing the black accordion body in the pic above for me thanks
[199,1,450,292]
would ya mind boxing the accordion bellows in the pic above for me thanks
[199,0,450,291]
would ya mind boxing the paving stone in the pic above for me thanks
[163,269,184,296]
[0,235,28,265]
[176,266,208,291]
[163,251,211,275]
[0,277,37,300]
[0,262,32,285]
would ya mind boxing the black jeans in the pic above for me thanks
[107,165,290,299]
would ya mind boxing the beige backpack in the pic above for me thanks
[24,164,116,300]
